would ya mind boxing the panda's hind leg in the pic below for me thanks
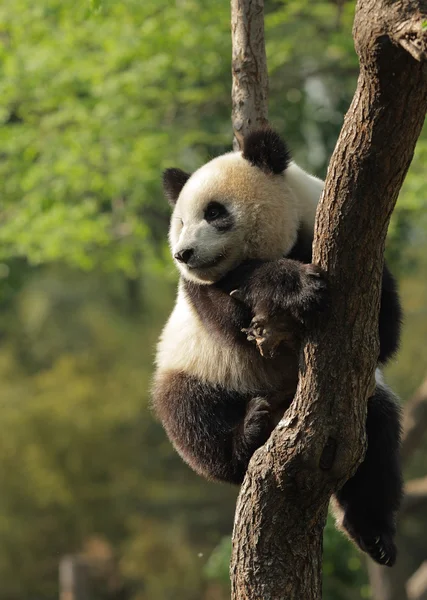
[333,380,402,567]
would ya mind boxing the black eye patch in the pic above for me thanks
[204,202,228,221]
[204,202,234,232]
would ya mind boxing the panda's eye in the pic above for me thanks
[204,202,227,222]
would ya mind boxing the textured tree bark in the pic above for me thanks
[230,1,427,598]
[231,0,269,151]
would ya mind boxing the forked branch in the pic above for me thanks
[230,0,427,598]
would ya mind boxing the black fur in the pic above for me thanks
[204,202,235,232]
[336,386,402,566]
[228,259,329,325]
[183,277,253,347]
[155,133,403,566]
[211,214,234,233]
[163,168,191,206]
[242,128,291,174]
[288,228,315,264]
[379,264,402,363]
[183,257,328,347]
[153,371,278,484]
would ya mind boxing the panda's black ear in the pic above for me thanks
[242,128,291,175]
[162,168,191,206]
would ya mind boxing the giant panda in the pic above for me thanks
[153,129,402,567]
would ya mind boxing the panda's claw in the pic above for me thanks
[230,289,245,303]
[242,320,266,341]
[342,515,397,567]
[357,533,397,567]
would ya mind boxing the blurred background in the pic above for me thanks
[1,0,426,598]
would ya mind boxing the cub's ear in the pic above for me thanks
[162,168,191,206]
[242,128,291,175]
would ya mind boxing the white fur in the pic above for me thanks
[286,162,324,235]
[169,152,323,284]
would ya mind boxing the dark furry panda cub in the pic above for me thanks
[153,128,403,567]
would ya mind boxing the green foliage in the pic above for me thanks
[0,0,232,276]
[1,0,425,282]
[204,535,232,586]
[323,515,370,599]
[0,270,237,599]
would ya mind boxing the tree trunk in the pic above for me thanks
[231,0,269,151]
[59,556,90,600]
[230,1,427,598]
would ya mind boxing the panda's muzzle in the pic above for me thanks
[174,248,194,264]
[188,256,226,271]
[174,244,226,271]
[175,251,225,271]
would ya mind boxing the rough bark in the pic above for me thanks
[230,1,427,598]
[231,0,269,151]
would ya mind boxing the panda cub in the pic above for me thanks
[153,129,402,567]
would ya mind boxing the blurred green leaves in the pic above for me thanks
[0,0,232,276]
[1,0,426,280]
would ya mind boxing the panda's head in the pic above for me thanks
[163,129,300,284]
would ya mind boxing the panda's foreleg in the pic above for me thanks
[228,258,328,354]
[333,381,402,567]
[153,371,275,484]
[231,258,329,324]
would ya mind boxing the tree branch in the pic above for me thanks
[230,0,427,597]
[231,0,269,151]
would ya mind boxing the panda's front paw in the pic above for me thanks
[242,315,299,358]
[359,533,397,567]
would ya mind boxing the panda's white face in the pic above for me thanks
[163,129,324,285]
[168,151,300,284]
[170,198,244,284]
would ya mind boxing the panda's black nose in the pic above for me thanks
[174,248,194,264]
